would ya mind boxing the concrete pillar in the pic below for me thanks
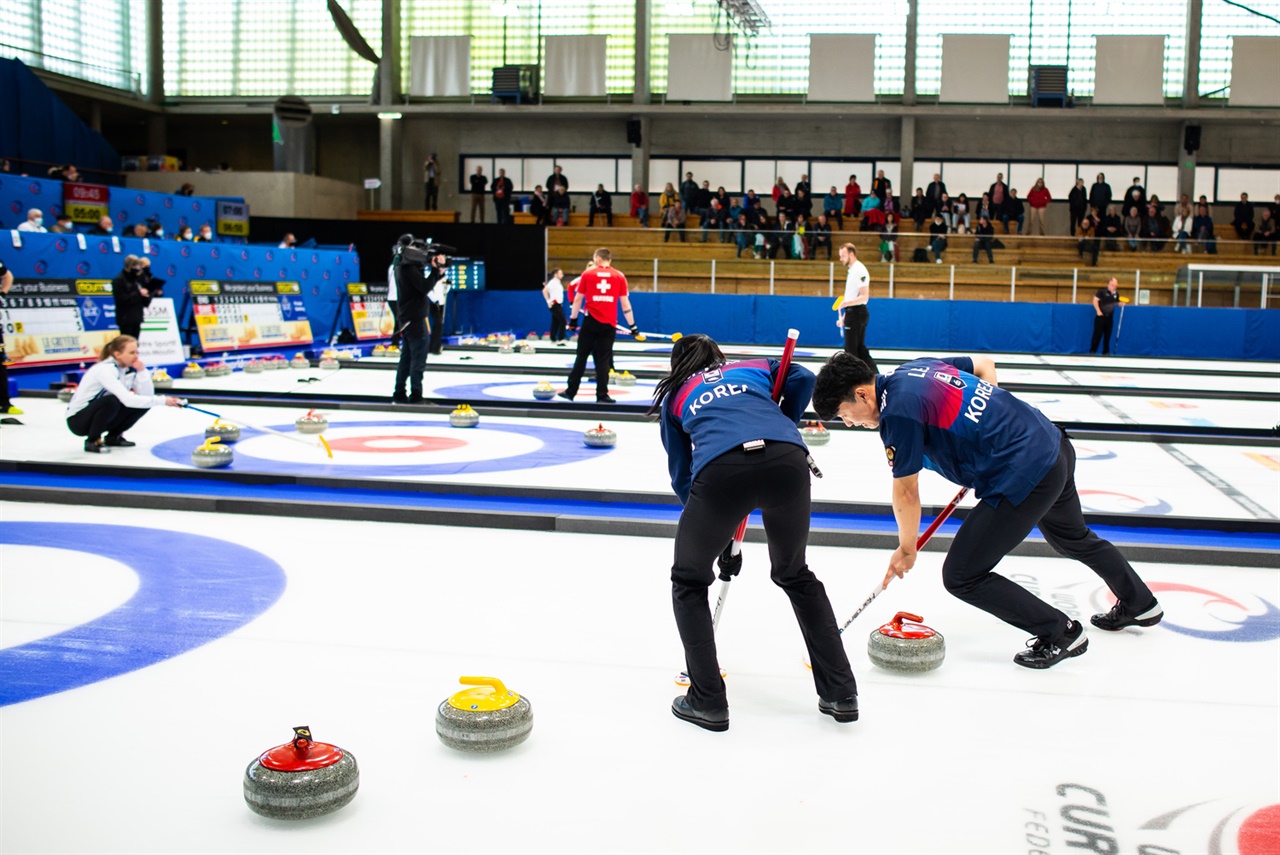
[147,115,167,156]
[631,117,652,193]
[1183,0,1202,107]
[634,0,651,105]
[903,0,918,106]
[379,0,402,210]
[1178,121,1198,204]
[147,0,164,103]
[899,116,915,210]
[380,118,402,210]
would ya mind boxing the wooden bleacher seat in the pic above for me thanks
[357,210,460,224]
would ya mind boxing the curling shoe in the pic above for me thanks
[671,696,728,732]
[84,438,110,454]
[818,695,859,723]
[103,434,136,447]
[1014,619,1088,670]
[1091,599,1163,631]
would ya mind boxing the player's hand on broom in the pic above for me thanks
[568,317,579,331]
[883,545,917,589]
[716,541,742,581]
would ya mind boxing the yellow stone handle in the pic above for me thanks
[199,437,223,451]
[458,675,507,694]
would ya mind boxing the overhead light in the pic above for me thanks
[377,111,403,120]
[716,0,770,35]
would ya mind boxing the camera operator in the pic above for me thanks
[391,240,449,403]
[386,234,413,349]
[112,255,152,340]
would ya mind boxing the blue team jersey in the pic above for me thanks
[876,357,1061,506]
[660,358,813,504]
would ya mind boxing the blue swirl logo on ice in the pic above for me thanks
[1078,489,1171,515]
[1146,583,1280,643]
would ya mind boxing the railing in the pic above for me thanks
[1,44,142,95]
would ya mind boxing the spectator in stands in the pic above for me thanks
[988,172,1009,228]
[1142,202,1169,252]
[195,224,214,242]
[492,168,514,225]
[695,180,713,221]
[469,165,488,223]
[859,192,881,216]
[130,223,149,238]
[50,214,74,234]
[1192,203,1217,254]
[589,184,613,228]
[952,194,971,234]
[823,187,844,231]
[1004,189,1025,235]
[908,188,930,232]
[17,208,46,232]
[630,184,649,227]
[977,193,995,224]
[1124,206,1143,251]
[1254,208,1277,255]
[679,172,699,213]
[1089,174,1112,220]
[925,173,946,214]
[771,176,790,208]
[776,187,798,222]
[844,175,861,218]
[550,186,571,226]
[1148,194,1165,215]
[0,158,9,173]
[791,214,810,260]
[177,226,194,241]
[776,212,794,259]
[659,182,678,222]
[1067,178,1088,236]
[794,173,811,198]
[732,213,754,258]
[546,166,568,194]
[972,215,995,263]
[1232,193,1255,241]
[1026,178,1051,235]
[147,218,164,239]
[934,193,953,233]
[530,185,550,226]
[1122,178,1145,217]
[279,233,297,249]
[742,189,762,225]
[1171,203,1193,255]
[811,214,833,260]
[89,216,114,235]
[704,198,729,243]
[62,164,81,182]
[1100,205,1123,252]
[860,206,886,233]
[663,199,688,243]
[928,214,949,263]
[872,169,891,208]
[1272,193,1280,221]
[177,182,195,197]
[1077,212,1101,267]
[423,153,440,210]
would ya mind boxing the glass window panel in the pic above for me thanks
[554,158,616,193]
[1078,164,1145,208]
[1008,163,1043,197]
[680,160,742,194]
[1199,2,1280,101]
[650,158,681,193]
[1044,164,1079,198]
[876,162,901,197]
[1194,165,1217,202]
[617,159,633,195]
[939,162,1007,198]
[463,157,493,188]
[524,158,556,191]
[1145,166,1179,204]
[742,160,778,196]
[910,161,943,193]
[1216,169,1280,204]
[771,160,811,190]
[494,157,523,190]
[810,162,874,195]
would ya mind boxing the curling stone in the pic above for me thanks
[191,436,234,469]
[498,340,515,354]
[372,344,387,356]
[58,383,77,403]
[385,345,400,356]
[182,362,205,380]
[295,409,328,434]
[526,332,539,340]
[532,382,556,401]
[800,421,830,446]
[207,362,231,377]
[435,676,533,753]
[266,355,288,370]
[243,726,359,820]
[617,371,636,387]
[449,404,480,428]
[337,350,357,361]
[540,333,550,341]
[518,341,536,354]
[584,423,617,448]
[290,353,310,369]
[868,611,946,674]
[150,369,173,389]
[319,356,340,370]
[205,418,242,443]
[245,359,265,374]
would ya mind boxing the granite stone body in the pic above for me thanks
[204,422,242,443]
[450,406,480,428]
[868,613,945,673]
[435,696,533,753]
[617,372,636,387]
[191,442,234,469]
[295,412,329,434]
[182,365,205,380]
[243,748,359,820]
[800,422,830,446]
[584,424,617,448]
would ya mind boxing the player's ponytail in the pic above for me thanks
[647,334,726,418]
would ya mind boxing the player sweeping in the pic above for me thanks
[812,352,1163,669]
[652,334,858,731]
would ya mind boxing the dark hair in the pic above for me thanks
[647,334,726,417]
[812,352,876,421]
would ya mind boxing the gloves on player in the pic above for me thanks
[568,317,579,331]
[629,323,640,336]
[716,540,742,582]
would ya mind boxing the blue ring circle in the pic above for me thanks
[0,523,286,706]
[435,380,656,404]
[150,418,611,476]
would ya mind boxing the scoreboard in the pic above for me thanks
[191,280,314,352]
[346,281,393,341]
[449,258,486,291]
[0,278,118,365]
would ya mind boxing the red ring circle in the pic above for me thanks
[324,435,468,454]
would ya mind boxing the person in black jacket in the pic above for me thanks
[1088,174,1112,221]
[1232,193,1256,241]
[972,216,996,263]
[392,242,445,403]
[589,185,613,227]
[1067,178,1088,236]
[111,256,152,340]
[492,168,514,225]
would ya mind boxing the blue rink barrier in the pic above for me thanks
[0,231,361,347]
[454,292,1280,360]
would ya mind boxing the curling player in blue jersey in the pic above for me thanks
[652,334,858,731]
[812,352,1163,670]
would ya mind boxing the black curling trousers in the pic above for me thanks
[671,442,857,711]
[842,305,878,373]
[564,315,614,400]
[941,431,1154,642]
[66,395,149,440]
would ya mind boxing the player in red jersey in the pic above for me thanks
[561,248,638,403]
